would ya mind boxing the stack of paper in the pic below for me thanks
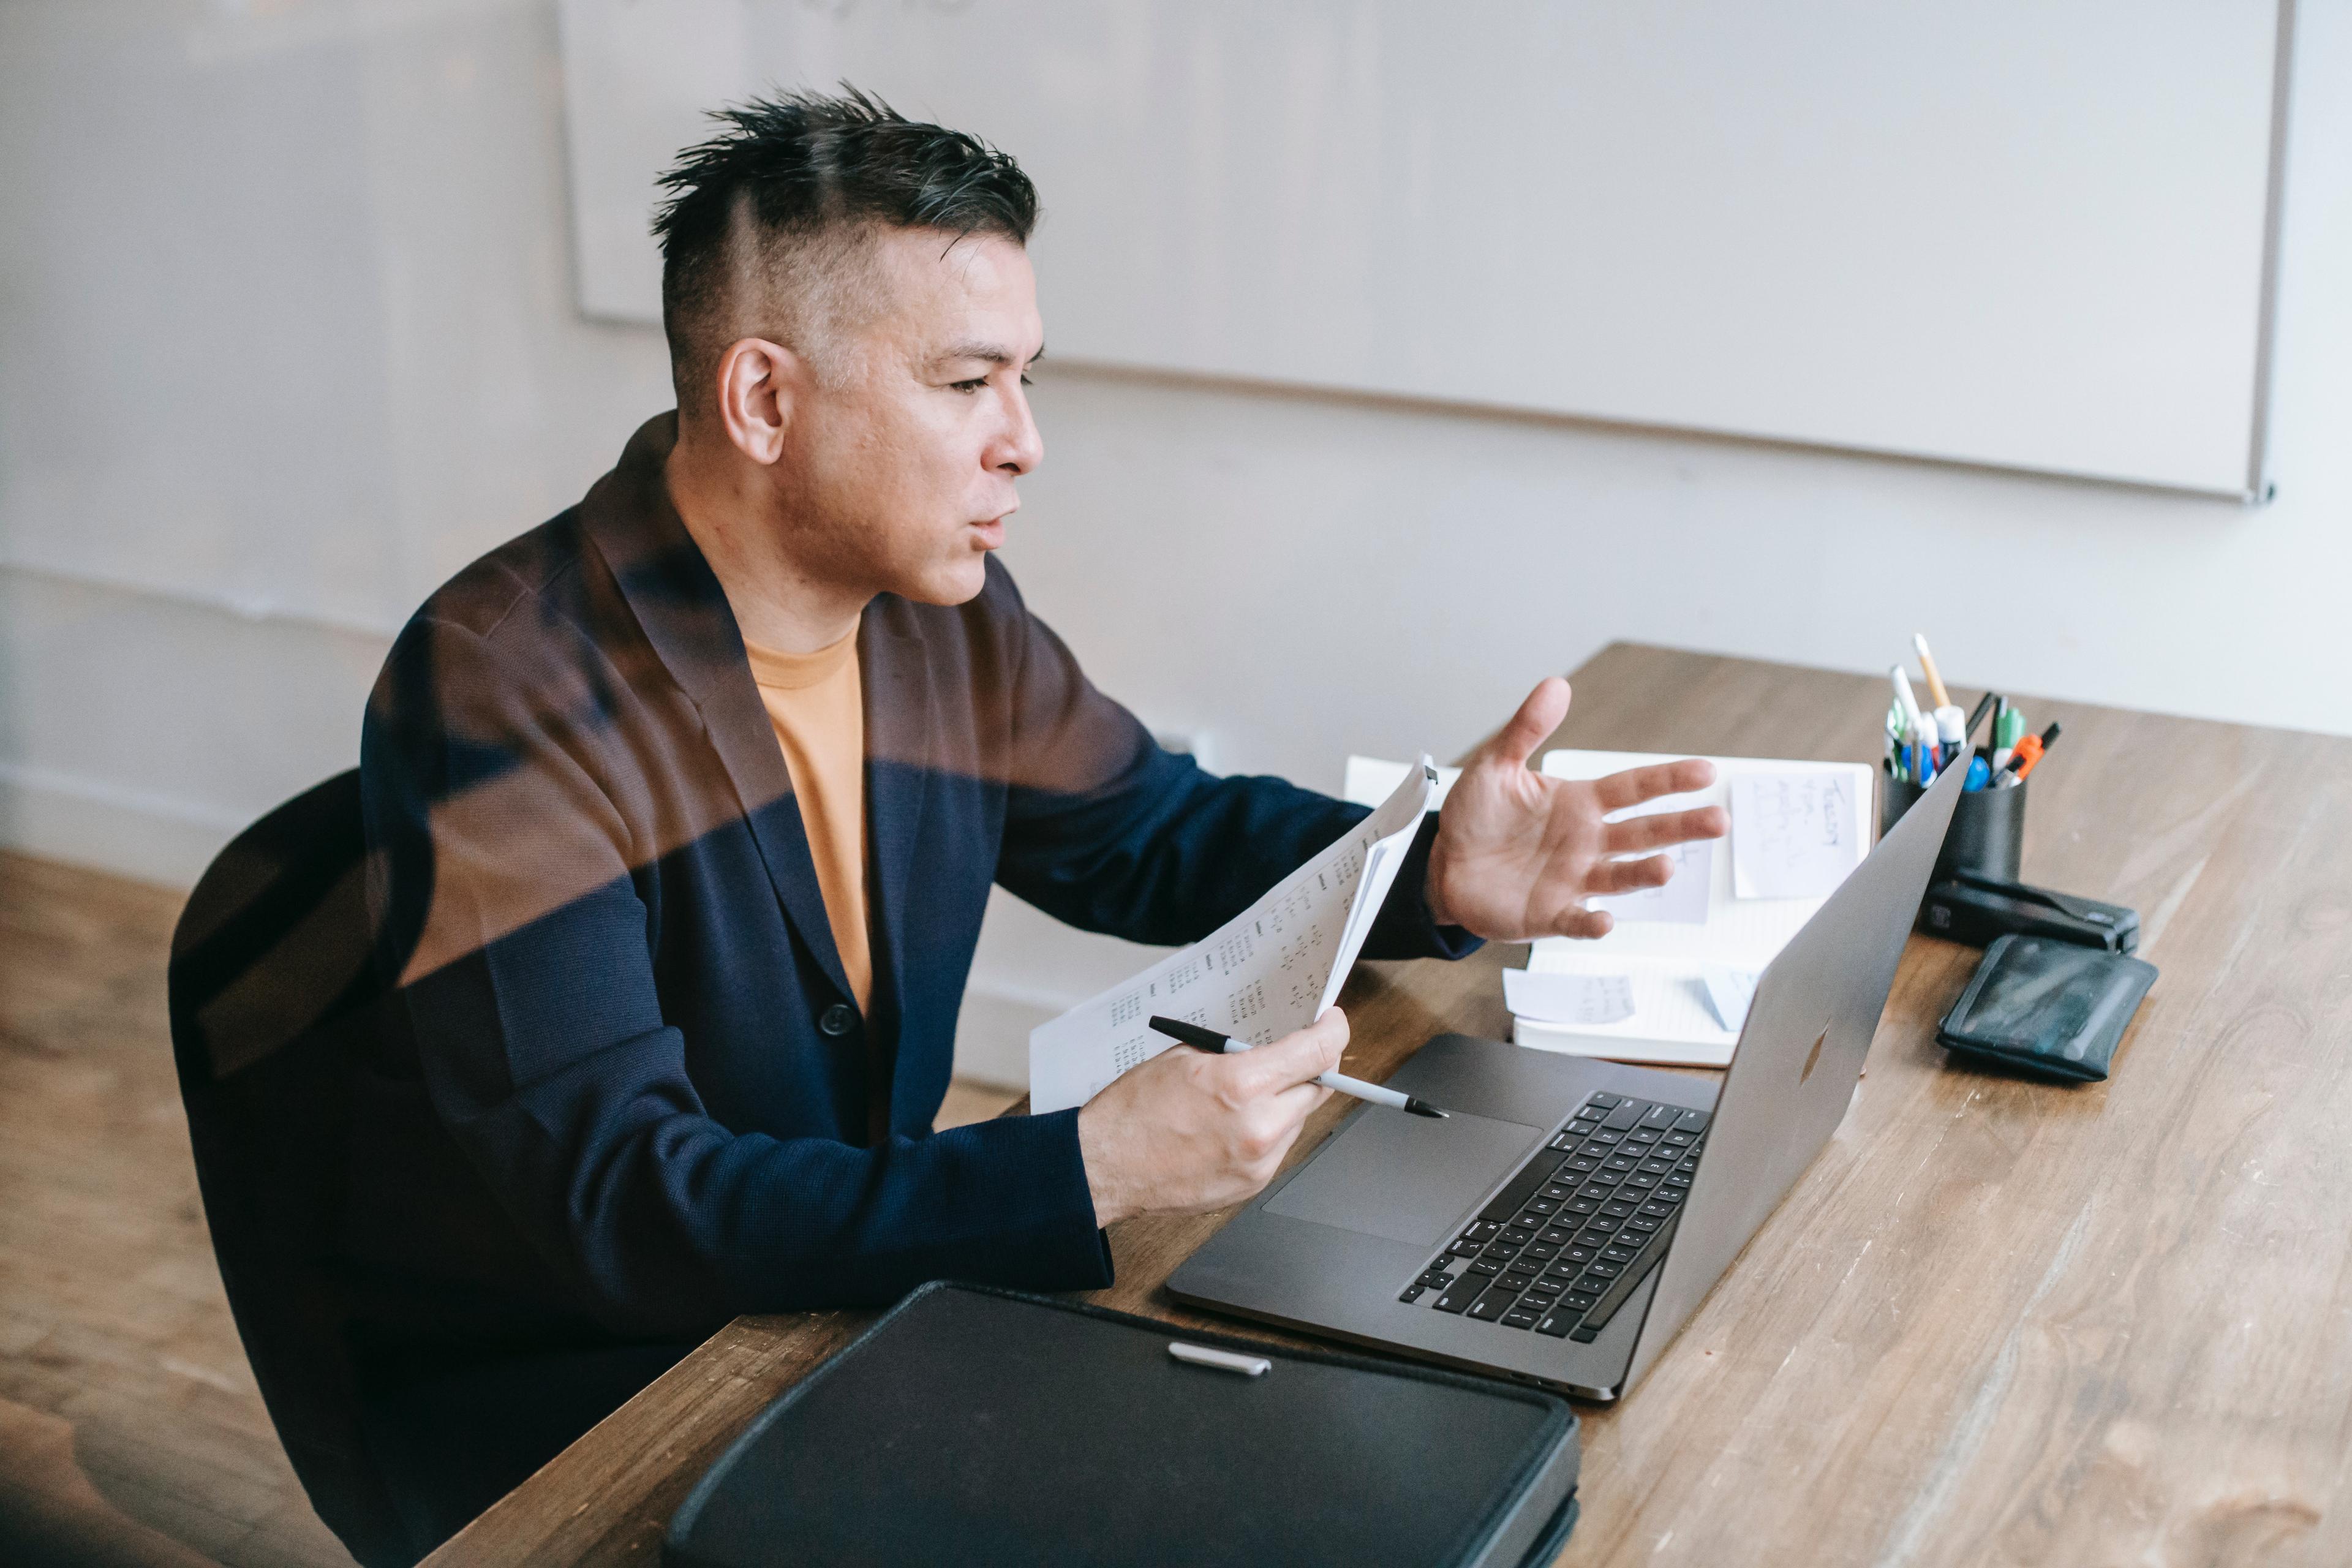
[1340,750,1874,1069]
[1028,760,1438,1114]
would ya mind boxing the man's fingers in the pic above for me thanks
[1474,677,1571,773]
[1551,907,1615,940]
[1585,854,1677,895]
[1591,758,1715,813]
[1232,1008,1349,1095]
[1266,1078,1333,1129]
[1601,804,1728,856]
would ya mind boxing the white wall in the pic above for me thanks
[3,0,2345,1084]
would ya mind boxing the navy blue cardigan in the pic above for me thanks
[352,413,1475,1351]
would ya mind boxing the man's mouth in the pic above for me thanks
[970,515,1008,547]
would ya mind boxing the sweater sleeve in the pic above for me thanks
[987,584,1480,964]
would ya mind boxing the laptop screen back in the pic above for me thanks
[1622,753,1970,1390]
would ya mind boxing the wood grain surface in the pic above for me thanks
[0,850,361,1568]
[425,643,2352,1567]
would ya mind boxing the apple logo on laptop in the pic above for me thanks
[1798,1027,1830,1087]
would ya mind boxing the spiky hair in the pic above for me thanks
[651,86,1038,407]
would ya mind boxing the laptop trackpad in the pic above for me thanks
[1264,1110,1542,1246]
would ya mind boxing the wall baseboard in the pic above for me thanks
[0,760,241,889]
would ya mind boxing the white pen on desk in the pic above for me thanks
[1147,1017,1450,1118]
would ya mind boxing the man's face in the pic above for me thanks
[777,228,1045,606]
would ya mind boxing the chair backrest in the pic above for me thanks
[167,770,417,1567]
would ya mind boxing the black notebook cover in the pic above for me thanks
[666,1281,1580,1568]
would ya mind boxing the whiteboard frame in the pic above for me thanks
[556,0,2298,502]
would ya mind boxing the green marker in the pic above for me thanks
[1993,706,2025,769]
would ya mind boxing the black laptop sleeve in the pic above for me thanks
[665,1281,1581,1568]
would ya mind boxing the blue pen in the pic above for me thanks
[1964,755,1991,791]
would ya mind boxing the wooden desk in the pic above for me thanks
[424,643,2352,1567]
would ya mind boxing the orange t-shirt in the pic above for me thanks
[742,631,871,1014]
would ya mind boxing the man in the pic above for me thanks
[352,89,1724,1553]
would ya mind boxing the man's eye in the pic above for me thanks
[951,378,987,394]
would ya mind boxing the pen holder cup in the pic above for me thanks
[1882,768,2026,883]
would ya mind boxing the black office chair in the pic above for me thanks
[167,770,415,1568]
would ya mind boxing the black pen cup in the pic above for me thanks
[1882,765,2027,883]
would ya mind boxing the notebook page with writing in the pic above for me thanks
[1534,750,1874,966]
[1340,749,1872,1067]
[1732,771,1864,898]
[1028,760,1435,1114]
[1512,750,1876,1066]
[1513,958,1743,1066]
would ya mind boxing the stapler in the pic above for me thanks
[1922,870,2139,954]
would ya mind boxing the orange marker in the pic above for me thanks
[2004,722,2062,782]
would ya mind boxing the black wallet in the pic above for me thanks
[666,1281,1580,1568]
[1938,933,2157,1082]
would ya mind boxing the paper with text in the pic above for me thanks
[1514,749,1875,1066]
[1028,761,1436,1114]
[1589,839,1713,925]
[1700,964,1761,1033]
[1515,959,1740,1066]
[1505,969,1637,1026]
[1731,772,1862,899]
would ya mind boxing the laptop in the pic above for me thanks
[1167,752,1969,1401]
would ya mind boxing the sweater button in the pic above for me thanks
[819,1003,858,1037]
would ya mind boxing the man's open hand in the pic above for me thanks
[1424,677,1727,941]
[1076,1009,1347,1227]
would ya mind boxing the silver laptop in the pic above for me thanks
[1168,752,1969,1400]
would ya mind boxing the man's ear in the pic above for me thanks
[712,337,801,465]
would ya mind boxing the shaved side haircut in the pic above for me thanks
[652,86,1039,412]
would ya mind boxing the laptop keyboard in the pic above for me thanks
[1398,1092,1708,1342]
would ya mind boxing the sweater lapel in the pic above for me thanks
[576,414,855,1005]
[859,606,936,1044]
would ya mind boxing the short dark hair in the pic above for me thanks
[652,86,1038,409]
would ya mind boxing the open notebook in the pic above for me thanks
[1344,750,1875,1068]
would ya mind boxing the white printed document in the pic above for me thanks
[1028,760,1437,1114]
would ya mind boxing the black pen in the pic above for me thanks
[1147,1017,1450,1119]
[1966,690,1999,744]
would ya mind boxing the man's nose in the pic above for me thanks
[992,384,1044,477]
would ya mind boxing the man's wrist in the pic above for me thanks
[1075,1102,1137,1228]
[1422,822,1457,929]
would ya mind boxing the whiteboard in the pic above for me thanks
[557,0,2290,497]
